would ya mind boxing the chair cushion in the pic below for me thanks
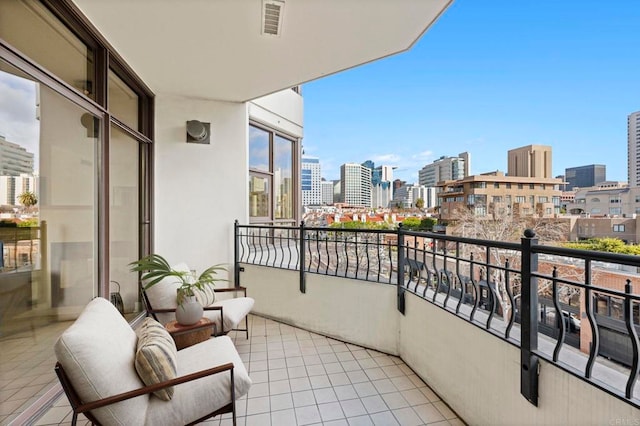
[135,318,178,401]
[54,297,146,425]
[203,296,254,332]
[144,336,252,425]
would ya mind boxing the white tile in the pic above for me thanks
[347,370,369,384]
[249,360,268,372]
[324,362,345,374]
[358,358,379,369]
[246,396,270,415]
[313,387,338,403]
[319,401,345,421]
[337,351,356,362]
[292,390,316,407]
[268,358,286,369]
[306,363,326,376]
[354,382,378,398]
[372,378,397,394]
[320,353,339,363]
[370,411,400,426]
[401,389,429,406]
[334,384,359,401]
[418,386,440,402]
[33,406,70,425]
[390,376,415,391]
[295,405,322,425]
[413,403,445,424]
[342,360,362,372]
[245,412,271,426]
[269,379,291,395]
[374,356,396,367]
[309,374,331,389]
[340,398,367,417]
[268,349,285,359]
[364,368,387,381]
[361,395,388,414]
[288,366,308,379]
[248,382,269,398]
[250,351,268,361]
[347,415,374,426]
[249,370,269,384]
[382,392,409,410]
[382,365,405,378]
[303,355,322,365]
[268,368,288,381]
[329,372,351,386]
[324,419,349,426]
[289,377,312,392]
[270,408,297,426]
[270,393,293,411]
[286,356,305,367]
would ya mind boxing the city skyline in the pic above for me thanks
[302,1,640,183]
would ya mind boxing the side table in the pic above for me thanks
[165,318,213,350]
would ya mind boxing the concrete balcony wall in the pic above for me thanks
[399,292,638,425]
[242,264,640,424]
[242,264,399,354]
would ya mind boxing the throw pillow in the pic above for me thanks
[134,317,178,401]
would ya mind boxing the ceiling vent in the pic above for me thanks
[262,0,284,36]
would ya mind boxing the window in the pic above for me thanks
[472,182,486,189]
[538,196,548,203]
[517,184,523,189]
[249,124,298,224]
[529,184,535,189]
[610,197,621,204]
[613,224,625,232]
[515,196,526,203]
[493,182,500,188]
[506,183,512,189]
[610,207,622,215]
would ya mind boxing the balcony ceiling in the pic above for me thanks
[73,0,452,102]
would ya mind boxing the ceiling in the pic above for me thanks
[73,0,452,102]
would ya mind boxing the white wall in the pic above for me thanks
[154,95,248,277]
[249,89,304,136]
[242,265,399,354]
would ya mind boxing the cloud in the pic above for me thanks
[370,153,401,164]
[411,150,434,160]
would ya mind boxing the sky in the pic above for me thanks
[302,0,640,184]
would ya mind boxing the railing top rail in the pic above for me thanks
[236,224,300,231]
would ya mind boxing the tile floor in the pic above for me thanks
[28,315,465,426]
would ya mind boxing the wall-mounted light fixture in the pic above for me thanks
[186,120,210,144]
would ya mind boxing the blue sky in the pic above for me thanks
[302,1,640,184]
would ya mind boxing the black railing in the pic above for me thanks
[234,220,640,408]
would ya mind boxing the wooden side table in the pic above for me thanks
[165,318,213,350]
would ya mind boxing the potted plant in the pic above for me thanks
[129,254,226,325]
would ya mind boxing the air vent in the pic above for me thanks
[262,0,284,36]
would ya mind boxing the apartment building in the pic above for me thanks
[565,183,640,217]
[438,171,562,220]
[392,183,434,209]
[320,180,334,205]
[301,156,321,206]
[629,110,640,187]
[418,152,470,187]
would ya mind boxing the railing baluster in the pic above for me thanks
[258,229,265,265]
[315,232,321,274]
[365,236,370,281]
[504,259,515,339]
[584,259,599,379]
[279,228,285,268]
[324,235,330,275]
[354,233,360,279]
[293,228,299,270]
[470,253,480,322]
[299,221,306,293]
[334,231,340,276]
[624,281,639,399]
[455,243,465,314]
[388,238,394,284]
[376,233,382,282]
[552,268,565,362]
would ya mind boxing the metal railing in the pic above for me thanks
[234,220,640,408]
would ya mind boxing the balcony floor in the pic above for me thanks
[33,315,464,426]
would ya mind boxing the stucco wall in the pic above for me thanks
[241,264,399,354]
[154,94,248,275]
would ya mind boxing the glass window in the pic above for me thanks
[274,135,293,220]
[249,173,270,219]
[249,125,270,172]
[0,1,96,100]
[109,126,139,313]
[108,70,139,130]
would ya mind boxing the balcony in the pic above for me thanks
[7,222,640,425]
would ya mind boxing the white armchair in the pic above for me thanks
[54,297,251,425]
[142,262,254,338]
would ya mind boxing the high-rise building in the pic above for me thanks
[340,163,371,207]
[507,145,552,178]
[301,156,322,206]
[564,164,606,190]
[0,174,36,206]
[392,183,432,209]
[418,152,470,187]
[628,111,640,187]
[320,180,334,205]
[362,161,393,208]
[0,135,35,176]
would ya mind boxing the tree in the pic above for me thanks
[415,198,424,209]
[401,217,421,230]
[563,238,640,255]
[18,191,37,208]
[420,217,437,231]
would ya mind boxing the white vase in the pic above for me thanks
[175,295,204,325]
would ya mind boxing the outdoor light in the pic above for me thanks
[186,120,210,144]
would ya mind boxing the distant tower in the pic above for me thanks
[418,152,469,187]
[507,145,552,178]
[301,156,322,206]
[629,111,640,187]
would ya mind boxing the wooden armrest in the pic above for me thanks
[215,286,247,296]
[70,362,235,414]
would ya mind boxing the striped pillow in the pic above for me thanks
[134,317,178,401]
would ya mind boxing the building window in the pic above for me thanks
[613,224,625,232]
[493,182,500,188]
[538,196,548,203]
[249,123,297,224]
[609,207,622,215]
[506,183,512,189]
[517,184,523,189]
[529,184,535,189]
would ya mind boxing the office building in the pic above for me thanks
[0,135,35,176]
[340,163,371,207]
[507,145,552,178]
[321,180,334,205]
[301,156,322,206]
[628,111,640,187]
[564,164,606,190]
